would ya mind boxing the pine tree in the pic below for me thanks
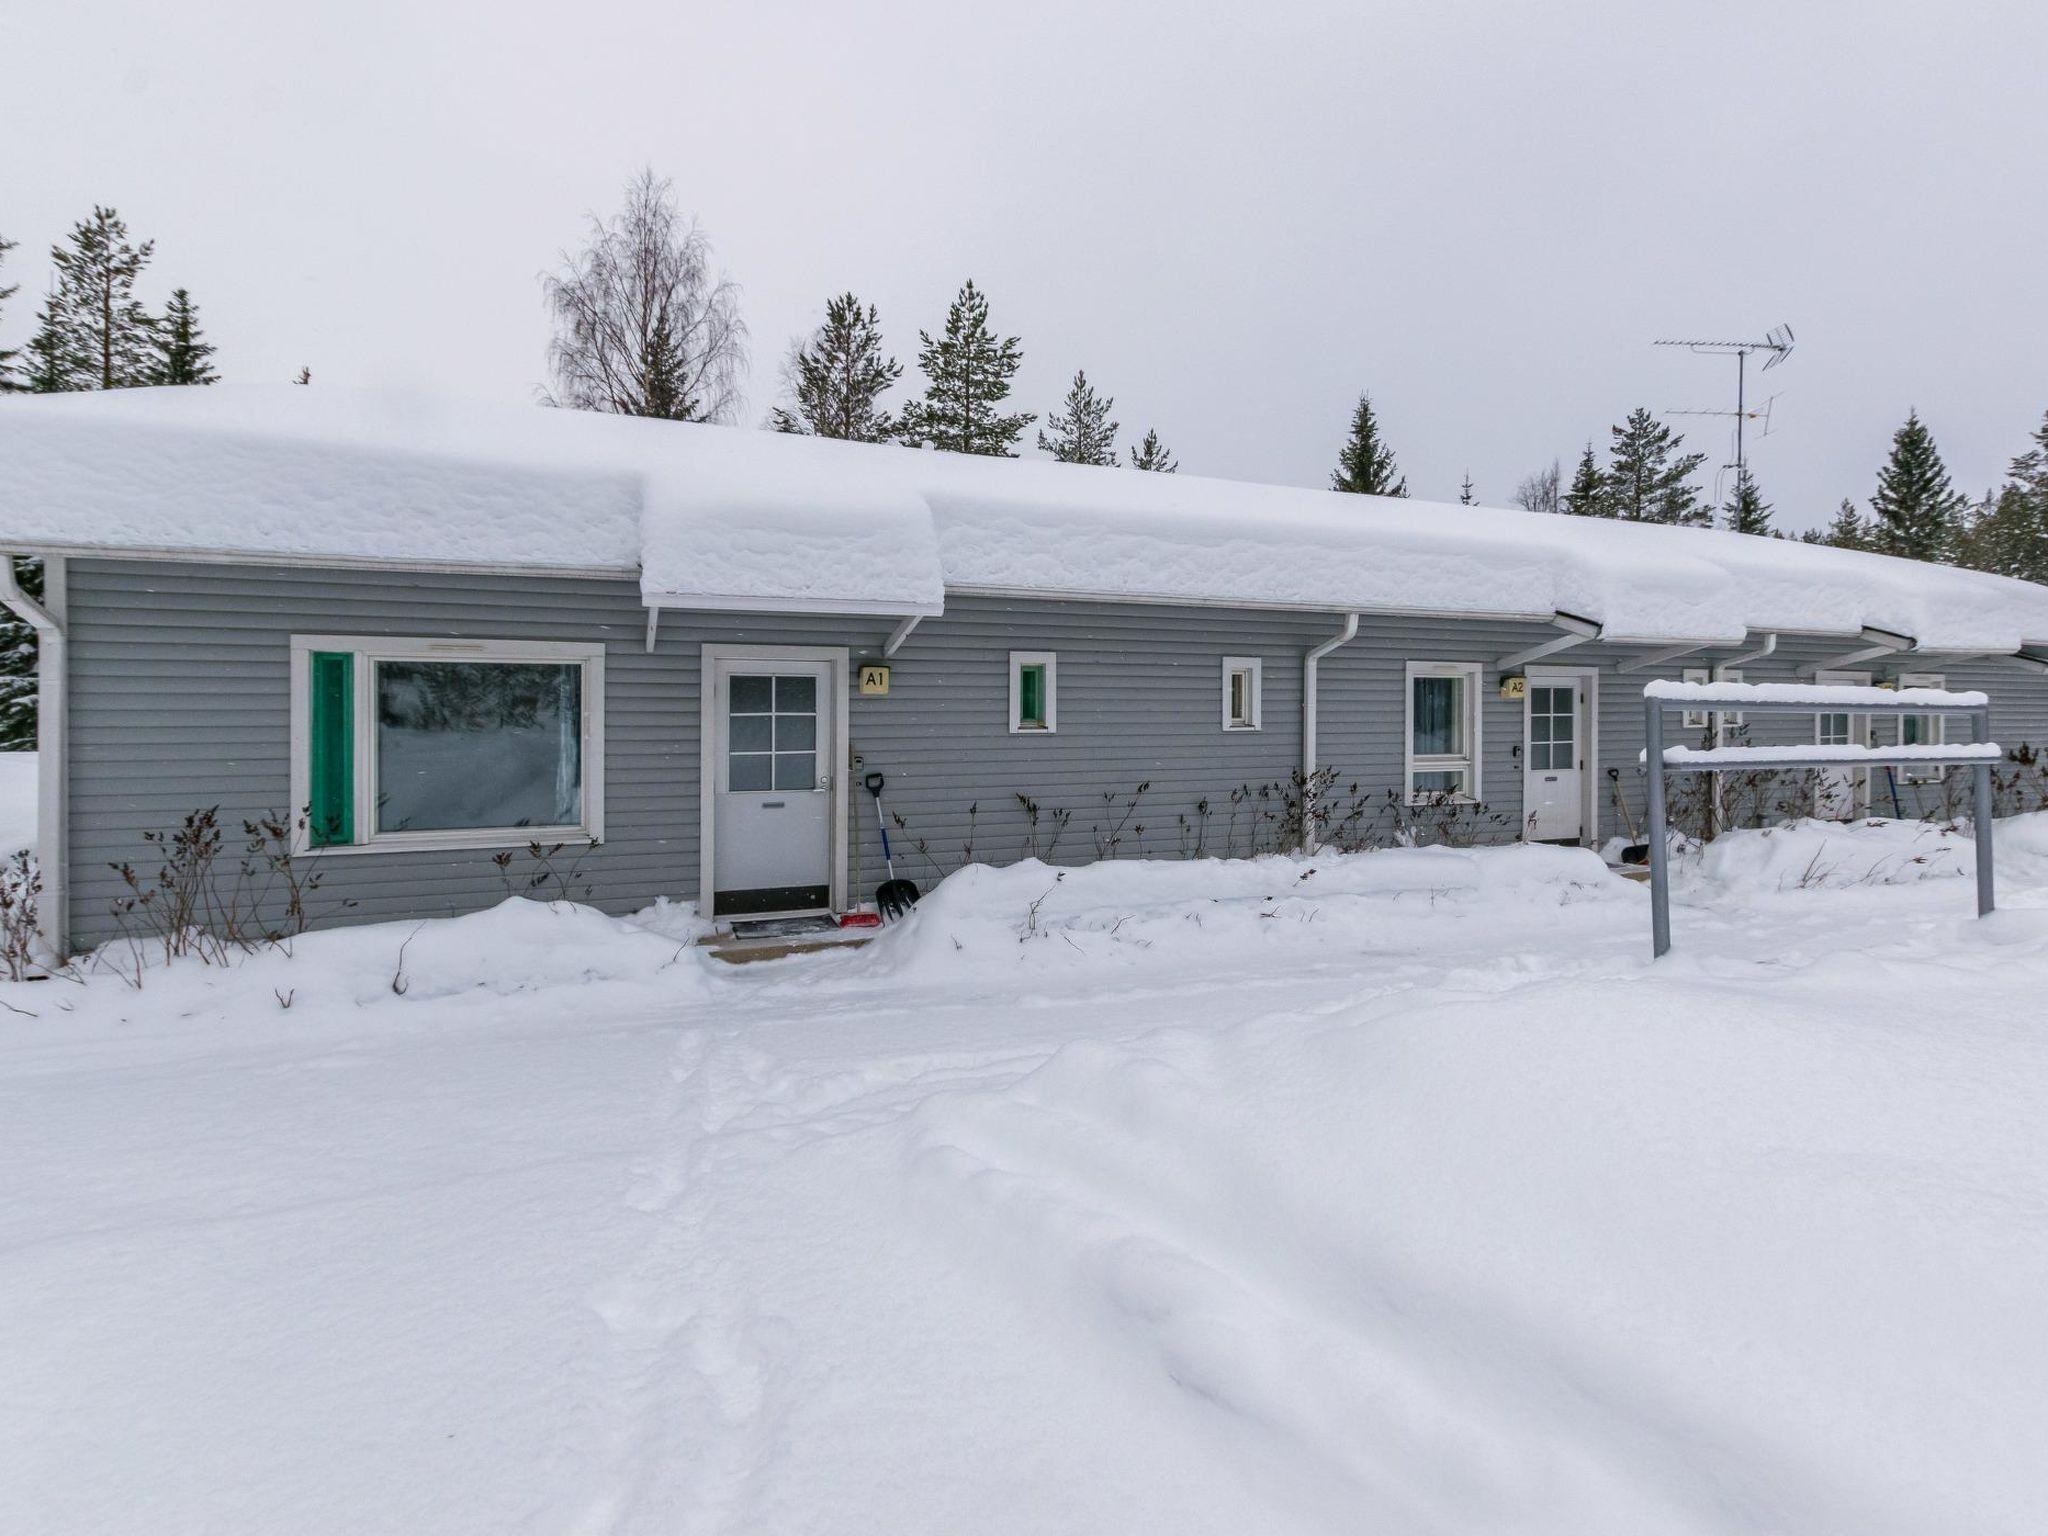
[24,290,83,393]
[1561,443,1609,517]
[897,281,1034,455]
[1037,370,1119,465]
[293,365,312,385]
[1458,472,1476,505]
[1722,466,1772,535]
[770,292,901,441]
[0,234,19,392]
[152,288,218,385]
[50,206,158,390]
[1868,410,1967,562]
[1329,393,1406,496]
[1604,408,1707,524]
[1822,498,1869,550]
[1129,428,1177,472]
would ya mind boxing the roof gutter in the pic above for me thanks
[1302,613,1360,853]
[0,555,65,961]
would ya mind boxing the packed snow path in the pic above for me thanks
[5,831,2048,1533]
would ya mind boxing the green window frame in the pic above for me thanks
[1009,651,1056,733]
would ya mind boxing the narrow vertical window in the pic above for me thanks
[1222,656,1262,730]
[307,651,354,847]
[1010,652,1056,733]
[1898,672,1946,782]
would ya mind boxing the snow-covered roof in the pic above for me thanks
[7,384,2048,651]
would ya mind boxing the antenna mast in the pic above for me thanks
[1653,325,1795,482]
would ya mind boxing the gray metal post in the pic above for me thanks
[1971,706,1996,917]
[1644,697,1671,958]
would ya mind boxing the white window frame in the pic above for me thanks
[1681,666,1712,730]
[288,634,606,856]
[1221,656,1263,731]
[1404,661,1483,804]
[1683,665,1745,733]
[1009,651,1057,734]
[1897,670,1946,783]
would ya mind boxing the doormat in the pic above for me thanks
[728,915,840,940]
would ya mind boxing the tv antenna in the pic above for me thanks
[1653,325,1794,481]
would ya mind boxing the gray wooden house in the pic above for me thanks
[7,387,2048,955]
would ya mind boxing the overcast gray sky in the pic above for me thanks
[4,0,2044,531]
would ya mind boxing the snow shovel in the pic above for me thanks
[864,772,921,921]
[1608,767,1650,865]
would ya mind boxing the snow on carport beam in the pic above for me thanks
[1493,612,1603,672]
[1797,626,1917,677]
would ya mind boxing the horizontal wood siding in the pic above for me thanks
[62,559,2048,944]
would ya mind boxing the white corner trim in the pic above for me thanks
[1221,655,1263,731]
[1009,651,1057,734]
[287,634,606,855]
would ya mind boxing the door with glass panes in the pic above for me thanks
[711,658,835,915]
[1523,672,1588,842]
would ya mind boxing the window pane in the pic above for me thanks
[1531,716,1552,744]
[773,752,815,791]
[308,651,354,847]
[730,675,773,713]
[1413,769,1466,797]
[1413,675,1464,756]
[728,714,773,752]
[729,752,772,791]
[1229,671,1248,723]
[375,661,581,834]
[775,675,816,713]
[775,713,817,751]
[1018,664,1045,726]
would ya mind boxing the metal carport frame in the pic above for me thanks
[1641,681,2002,958]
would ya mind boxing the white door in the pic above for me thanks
[1524,675,1588,842]
[1813,669,1869,820]
[712,659,835,915]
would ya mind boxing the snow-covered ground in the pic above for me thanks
[0,753,36,857]
[6,820,2048,1533]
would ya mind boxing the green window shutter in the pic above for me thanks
[308,651,354,847]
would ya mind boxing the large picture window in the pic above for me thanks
[292,637,604,852]
[1406,661,1482,802]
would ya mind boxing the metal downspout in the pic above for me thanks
[1302,613,1360,853]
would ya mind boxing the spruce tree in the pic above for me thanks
[1037,370,1119,465]
[1129,428,1177,472]
[1868,410,1967,562]
[1329,393,1406,496]
[24,291,83,393]
[1605,408,1707,525]
[1959,410,2048,581]
[152,288,218,385]
[897,280,1034,456]
[770,292,902,441]
[50,206,158,390]
[0,557,42,750]
[0,234,18,392]
[1722,466,1772,535]
[1458,472,1476,505]
[1822,498,1869,550]
[1561,443,1609,517]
